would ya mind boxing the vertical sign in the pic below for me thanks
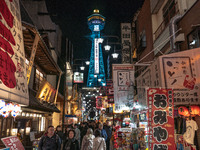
[147,88,175,150]
[121,23,132,64]
[113,64,134,111]
[106,80,114,104]
[94,38,99,74]
[0,0,29,105]
[27,34,39,84]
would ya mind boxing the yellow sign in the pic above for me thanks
[36,80,56,103]
[113,104,123,114]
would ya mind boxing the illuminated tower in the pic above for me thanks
[87,9,106,87]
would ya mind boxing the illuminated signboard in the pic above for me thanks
[94,38,99,74]
[74,72,84,83]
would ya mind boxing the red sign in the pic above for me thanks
[106,80,114,104]
[96,96,103,109]
[147,88,175,150]
[1,136,25,150]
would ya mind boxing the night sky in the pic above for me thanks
[45,0,144,59]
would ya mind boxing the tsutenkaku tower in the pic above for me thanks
[87,9,106,87]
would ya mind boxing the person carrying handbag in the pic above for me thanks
[93,130,106,150]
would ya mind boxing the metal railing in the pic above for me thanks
[154,2,179,40]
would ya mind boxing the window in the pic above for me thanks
[188,28,200,49]
[163,0,176,25]
[34,69,45,91]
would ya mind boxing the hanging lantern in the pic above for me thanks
[0,100,5,109]
[0,105,9,118]
[178,106,190,116]
[11,104,21,117]
[6,103,14,112]
[189,105,200,116]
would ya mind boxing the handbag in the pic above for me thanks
[97,138,103,150]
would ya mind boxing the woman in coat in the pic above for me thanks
[93,129,106,150]
[81,128,95,150]
[63,129,80,150]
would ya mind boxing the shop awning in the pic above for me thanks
[22,22,61,75]
[22,89,60,113]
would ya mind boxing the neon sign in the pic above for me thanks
[94,38,99,74]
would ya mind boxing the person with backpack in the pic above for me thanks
[63,129,80,150]
[38,125,61,150]
[81,128,95,150]
[93,129,106,150]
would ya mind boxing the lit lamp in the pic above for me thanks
[102,83,106,86]
[98,79,102,82]
[80,66,85,71]
[112,53,119,59]
[98,38,104,43]
[104,45,111,51]
[85,61,90,65]
[94,75,97,78]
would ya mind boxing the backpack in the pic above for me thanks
[42,134,60,148]
[83,136,93,150]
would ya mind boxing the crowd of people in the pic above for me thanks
[38,120,112,150]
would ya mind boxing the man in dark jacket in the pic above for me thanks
[104,121,112,150]
[38,125,61,150]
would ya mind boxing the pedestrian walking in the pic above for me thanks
[63,129,80,150]
[56,125,64,142]
[103,121,112,150]
[74,124,81,146]
[81,128,95,150]
[38,125,61,150]
[93,129,106,150]
[98,124,107,141]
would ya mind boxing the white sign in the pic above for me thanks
[137,48,200,106]
[73,72,84,83]
[94,38,100,74]
[113,64,134,111]
[0,0,29,105]
[121,23,132,63]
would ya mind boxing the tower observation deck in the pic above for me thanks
[87,9,106,87]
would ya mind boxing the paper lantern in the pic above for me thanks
[178,106,190,116]
[0,100,5,109]
[11,104,21,117]
[190,105,200,115]
[0,105,9,118]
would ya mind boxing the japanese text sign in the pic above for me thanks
[113,64,134,111]
[36,80,56,103]
[0,0,29,105]
[1,136,24,150]
[96,96,103,109]
[147,88,175,150]
[121,23,131,63]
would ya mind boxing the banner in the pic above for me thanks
[106,80,114,104]
[1,136,24,150]
[121,23,132,63]
[147,88,175,150]
[0,0,29,105]
[96,96,103,109]
[113,64,134,111]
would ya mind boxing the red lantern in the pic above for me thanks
[178,106,190,116]
[189,105,200,115]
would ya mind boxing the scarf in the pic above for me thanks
[65,138,75,150]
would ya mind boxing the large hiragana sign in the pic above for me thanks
[147,88,175,150]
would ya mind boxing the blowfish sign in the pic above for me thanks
[147,88,175,150]
[0,0,29,105]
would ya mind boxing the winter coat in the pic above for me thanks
[103,125,112,140]
[81,134,95,150]
[100,129,108,141]
[38,134,61,150]
[63,138,80,150]
[93,137,106,150]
